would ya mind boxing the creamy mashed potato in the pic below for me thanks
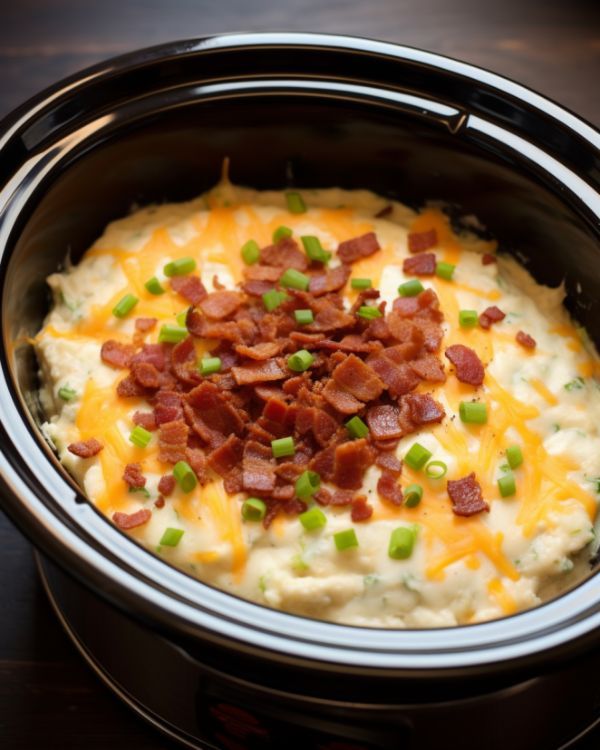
[35,183,600,627]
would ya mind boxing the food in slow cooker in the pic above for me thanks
[34,181,600,627]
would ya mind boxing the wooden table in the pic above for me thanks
[1,2,598,748]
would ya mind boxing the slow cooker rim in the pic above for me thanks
[0,31,599,672]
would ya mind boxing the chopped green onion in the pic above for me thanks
[458,309,478,328]
[129,486,150,498]
[287,349,315,372]
[506,444,523,470]
[404,484,423,508]
[301,235,331,264]
[299,506,327,531]
[129,425,152,449]
[436,261,456,281]
[388,525,417,559]
[459,401,488,424]
[159,527,185,547]
[262,289,288,312]
[345,415,369,439]
[241,497,267,521]
[280,268,310,291]
[272,436,295,458]
[334,528,359,551]
[398,279,424,297]
[58,385,76,402]
[404,442,432,471]
[356,305,383,319]
[564,377,585,392]
[173,460,197,493]
[351,278,373,290]
[158,324,188,343]
[176,310,188,327]
[286,191,306,214]
[295,470,321,499]
[163,257,196,277]
[112,294,138,318]
[144,276,165,295]
[273,225,293,243]
[200,357,222,376]
[425,460,447,479]
[241,239,260,265]
[498,472,516,498]
[294,309,314,325]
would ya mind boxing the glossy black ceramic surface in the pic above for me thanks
[0,34,598,749]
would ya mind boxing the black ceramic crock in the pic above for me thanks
[0,33,598,750]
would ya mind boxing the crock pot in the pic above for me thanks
[0,33,598,750]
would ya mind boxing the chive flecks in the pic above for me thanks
[163,257,196,277]
[294,309,314,325]
[403,484,423,508]
[144,276,165,295]
[287,349,315,372]
[262,289,289,312]
[112,294,138,318]
[273,225,293,243]
[280,268,310,291]
[398,279,424,297]
[241,239,260,265]
[176,310,188,327]
[241,498,267,521]
[388,526,417,559]
[58,385,76,402]
[356,306,383,319]
[425,460,447,479]
[200,357,222,376]
[299,506,327,531]
[173,460,197,493]
[129,425,152,448]
[498,473,517,498]
[295,470,321,499]
[301,235,331,264]
[271,436,295,458]
[506,445,523,470]
[334,528,359,551]
[459,309,478,328]
[159,527,185,547]
[459,401,488,424]
[345,416,369,439]
[158,324,188,343]
[436,261,456,281]
[286,191,306,214]
[404,442,432,471]
[565,377,585,392]
[351,278,373,290]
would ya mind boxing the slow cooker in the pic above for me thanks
[0,33,598,750]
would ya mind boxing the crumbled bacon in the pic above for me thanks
[331,354,384,402]
[101,340,135,369]
[260,237,308,271]
[479,305,506,330]
[158,420,189,464]
[243,440,276,494]
[445,344,485,386]
[123,463,146,489]
[404,393,445,425]
[113,509,152,530]
[309,264,351,296]
[377,470,403,505]
[408,228,437,253]
[170,275,207,305]
[132,361,161,389]
[133,411,157,431]
[154,496,165,509]
[333,439,374,490]
[337,232,380,263]
[199,291,242,320]
[157,475,176,497]
[516,330,536,350]
[135,317,158,333]
[482,253,496,265]
[375,451,402,475]
[403,252,436,276]
[68,438,103,458]
[447,473,489,516]
[366,405,403,440]
[351,496,373,521]
[232,359,285,385]
[235,342,281,360]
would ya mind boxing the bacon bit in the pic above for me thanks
[243,440,276,494]
[314,487,333,506]
[447,473,489,516]
[413,319,443,352]
[101,340,135,368]
[331,354,384,402]
[208,435,244,477]
[154,496,165,509]
[132,343,168,371]
[132,411,157,431]
[113,508,152,530]
[67,438,103,458]
[186,382,245,438]
[123,463,146,489]
[408,228,437,253]
[186,447,207,481]
[116,374,147,398]
[482,253,497,265]
[242,279,273,297]
[329,489,355,506]
[445,344,485,386]
[260,236,308,271]
[244,264,281,282]
[479,305,506,330]
[186,309,243,343]
[377,470,403,505]
[411,354,446,382]
[404,393,445,425]
[232,359,285,385]
[375,451,402,475]
[157,475,176,497]
[351,496,373,522]
[403,252,437,276]
[333,439,374,490]
[516,330,537,350]
[368,350,422,397]
[322,380,363,414]
[170,275,207,305]
[305,297,355,333]
[199,290,242,320]
[375,204,393,218]
[295,406,338,446]
[135,317,158,333]
[309,264,351,296]
[224,467,244,494]
[310,444,336,481]
[366,405,403,440]
[313,335,374,354]
[132,361,162,389]
[154,390,183,425]
[337,232,380,263]
[158,420,189,464]
[393,288,443,323]
[235,341,281,360]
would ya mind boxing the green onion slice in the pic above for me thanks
[436,261,456,281]
[280,268,310,291]
[356,305,383,319]
[286,191,306,214]
[58,385,76,402]
[176,310,188,327]
[173,460,197,493]
[129,425,152,448]
[506,444,523,469]
[425,460,447,479]
[299,506,327,531]
[287,349,314,372]
[498,473,516,498]
[388,525,417,559]
[404,484,423,508]
[404,442,432,471]
[241,239,260,265]
[262,289,288,312]
[459,401,488,424]
[158,324,188,343]
[334,528,359,551]
[112,294,139,318]
[398,279,424,297]
[345,415,369,439]
[295,470,321,499]
[159,527,185,547]
[241,497,267,521]
[273,225,293,243]
[144,276,165,295]
[200,357,222,376]
[294,309,314,325]
[163,257,196,277]
[351,278,373,290]
[271,436,295,458]
[301,235,331,264]
[458,309,478,328]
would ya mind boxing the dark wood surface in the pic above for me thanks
[0,2,598,748]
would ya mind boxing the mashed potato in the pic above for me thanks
[35,183,600,627]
